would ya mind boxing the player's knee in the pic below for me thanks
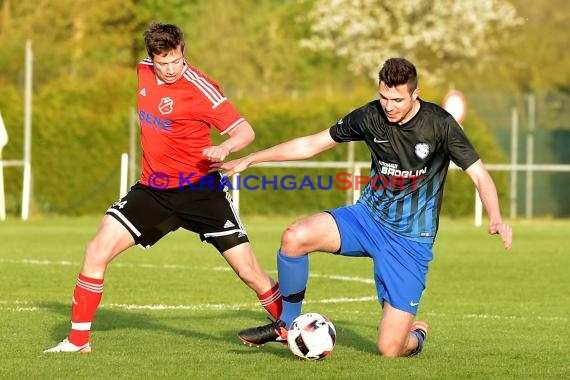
[281,224,310,254]
[377,339,405,358]
[83,239,113,270]
[84,239,99,258]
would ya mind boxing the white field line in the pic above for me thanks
[0,297,377,313]
[0,299,567,322]
[0,258,375,312]
[1,259,567,322]
[0,258,375,284]
[425,311,567,322]
[0,258,231,271]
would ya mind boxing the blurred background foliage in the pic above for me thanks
[0,0,568,217]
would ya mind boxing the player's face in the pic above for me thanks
[152,45,185,84]
[378,81,419,125]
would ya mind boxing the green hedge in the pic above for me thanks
[1,81,507,219]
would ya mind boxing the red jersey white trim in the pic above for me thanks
[137,59,244,189]
[222,118,245,135]
[183,68,227,109]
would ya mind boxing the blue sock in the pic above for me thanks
[409,330,425,356]
[277,250,308,328]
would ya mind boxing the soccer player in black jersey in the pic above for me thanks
[221,58,512,357]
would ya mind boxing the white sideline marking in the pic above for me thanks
[0,258,231,271]
[104,296,378,311]
[0,299,567,322]
[2,259,566,322]
[310,273,375,284]
[0,297,377,313]
[0,258,375,283]
[424,311,567,322]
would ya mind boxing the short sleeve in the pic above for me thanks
[329,107,368,143]
[445,116,480,170]
[201,97,244,135]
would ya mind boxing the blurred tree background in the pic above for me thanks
[0,0,568,217]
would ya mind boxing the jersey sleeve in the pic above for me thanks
[185,67,245,135]
[329,106,368,142]
[445,116,480,170]
[201,97,245,135]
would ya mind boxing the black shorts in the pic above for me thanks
[106,172,249,253]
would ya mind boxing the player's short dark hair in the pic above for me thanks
[144,23,185,58]
[378,58,418,92]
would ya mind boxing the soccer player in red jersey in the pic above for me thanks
[44,23,281,353]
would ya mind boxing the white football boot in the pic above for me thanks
[43,338,91,353]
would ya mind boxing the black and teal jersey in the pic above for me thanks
[329,99,479,243]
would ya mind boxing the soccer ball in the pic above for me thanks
[287,313,336,361]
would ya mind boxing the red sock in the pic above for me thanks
[258,282,282,320]
[68,273,104,346]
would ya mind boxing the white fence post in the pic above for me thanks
[120,153,129,198]
[510,107,518,219]
[0,157,5,221]
[232,173,240,214]
[352,165,361,204]
[21,40,33,221]
[0,112,8,221]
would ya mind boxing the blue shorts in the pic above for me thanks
[327,202,433,315]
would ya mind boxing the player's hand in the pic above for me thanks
[221,156,251,177]
[488,222,512,250]
[208,161,224,172]
[203,145,230,163]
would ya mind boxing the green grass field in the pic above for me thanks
[1,216,568,379]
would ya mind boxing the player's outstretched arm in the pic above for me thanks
[465,159,513,250]
[222,128,338,176]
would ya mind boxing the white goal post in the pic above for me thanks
[0,41,33,221]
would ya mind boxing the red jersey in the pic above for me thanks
[137,58,244,189]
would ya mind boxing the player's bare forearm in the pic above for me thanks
[222,128,337,176]
[466,160,513,250]
[476,171,502,223]
[221,121,255,154]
